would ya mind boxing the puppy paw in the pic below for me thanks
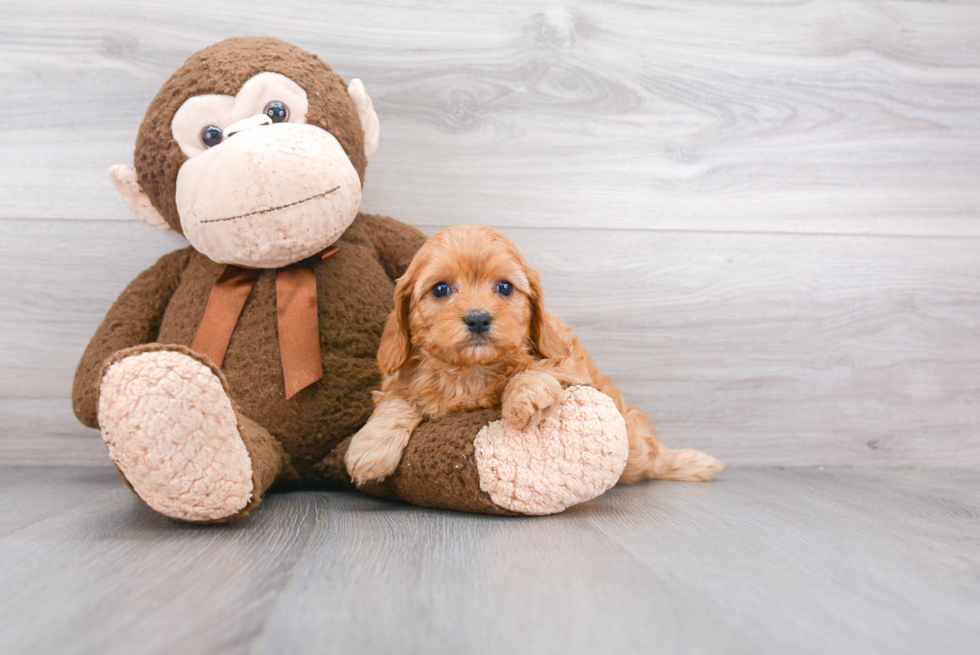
[502,370,565,430]
[345,422,408,486]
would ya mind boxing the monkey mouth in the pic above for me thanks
[200,186,340,224]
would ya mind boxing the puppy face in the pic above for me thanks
[378,225,569,375]
[408,225,533,366]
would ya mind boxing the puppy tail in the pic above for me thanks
[619,406,724,483]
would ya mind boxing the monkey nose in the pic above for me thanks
[464,310,493,335]
[223,113,273,138]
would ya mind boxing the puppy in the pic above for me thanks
[345,224,723,486]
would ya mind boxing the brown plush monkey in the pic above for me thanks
[73,37,629,522]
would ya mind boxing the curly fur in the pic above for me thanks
[346,224,724,486]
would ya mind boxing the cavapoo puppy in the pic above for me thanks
[345,224,723,486]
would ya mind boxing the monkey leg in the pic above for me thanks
[97,344,291,523]
[325,386,630,515]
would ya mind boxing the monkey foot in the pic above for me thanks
[98,347,253,522]
[474,386,630,515]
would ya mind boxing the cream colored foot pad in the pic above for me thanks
[474,386,629,515]
[98,350,253,521]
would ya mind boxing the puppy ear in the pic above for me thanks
[527,268,572,361]
[377,273,413,376]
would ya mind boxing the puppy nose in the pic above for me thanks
[464,310,492,335]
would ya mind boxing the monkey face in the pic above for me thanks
[111,38,381,269]
[171,72,362,267]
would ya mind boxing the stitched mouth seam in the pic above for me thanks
[200,186,340,224]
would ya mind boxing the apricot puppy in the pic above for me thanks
[345,224,723,486]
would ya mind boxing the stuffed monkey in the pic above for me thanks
[73,37,630,522]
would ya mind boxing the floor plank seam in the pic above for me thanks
[245,495,329,655]
[6,216,980,242]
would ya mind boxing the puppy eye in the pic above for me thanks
[495,280,514,296]
[201,125,224,148]
[432,282,452,298]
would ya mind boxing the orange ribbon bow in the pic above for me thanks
[191,247,339,399]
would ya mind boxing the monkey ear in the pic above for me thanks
[109,165,171,231]
[348,79,380,159]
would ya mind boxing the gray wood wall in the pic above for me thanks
[2,0,978,467]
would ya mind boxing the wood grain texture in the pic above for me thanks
[2,1,979,468]
[1,0,979,235]
[0,466,977,654]
[586,468,980,655]
[0,467,321,655]
[2,219,978,467]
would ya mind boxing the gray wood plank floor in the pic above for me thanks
[1,466,977,655]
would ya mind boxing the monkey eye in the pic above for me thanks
[495,280,514,297]
[264,101,289,123]
[432,282,452,298]
[200,125,223,148]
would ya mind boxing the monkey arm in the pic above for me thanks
[326,408,518,514]
[326,386,631,516]
[352,212,427,282]
[72,247,194,428]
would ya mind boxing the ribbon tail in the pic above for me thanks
[276,263,323,399]
[192,266,261,367]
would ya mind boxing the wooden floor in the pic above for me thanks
[0,466,977,655]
